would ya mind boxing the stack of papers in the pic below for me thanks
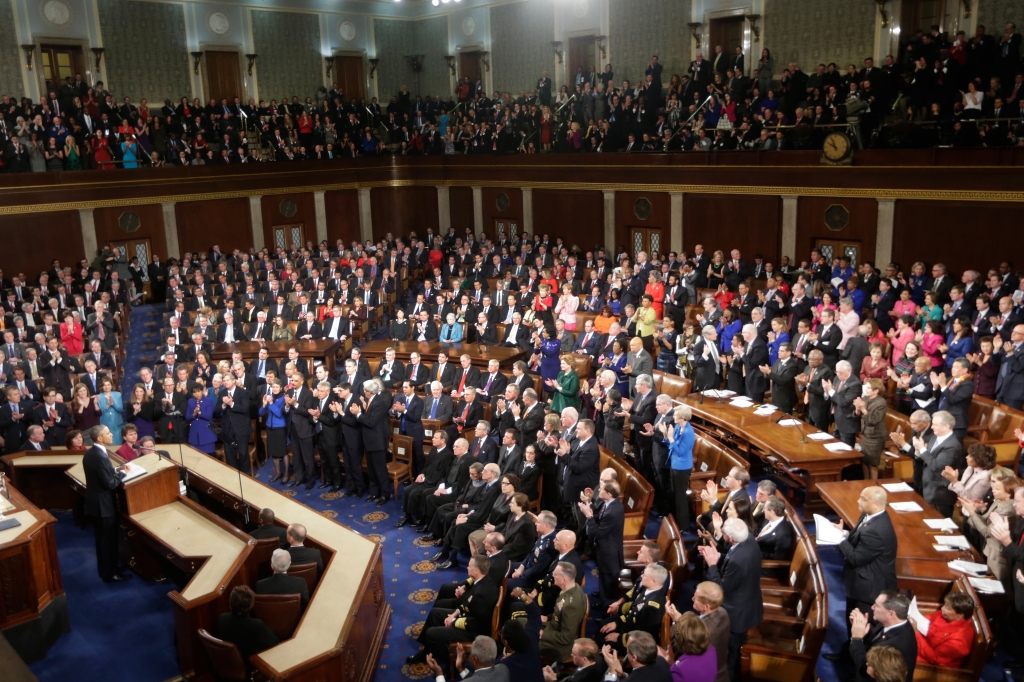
[948,560,990,577]
[702,390,735,399]
[925,518,959,531]
[807,432,834,441]
[729,398,754,408]
[889,501,923,512]
[824,442,853,452]
[882,482,914,493]
[969,577,1005,594]
[753,405,778,416]
[908,598,930,636]
[813,514,846,546]
[777,419,802,426]
[934,535,971,550]
[121,461,147,483]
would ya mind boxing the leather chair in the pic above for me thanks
[253,593,303,640]
[197,628,249,681]
[287,561,318,596]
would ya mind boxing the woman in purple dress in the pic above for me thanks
[532,326,563,387]
[668,612,718,682]
[186,384,218,454]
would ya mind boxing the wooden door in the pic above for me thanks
[273,225,305,252]
[493,218,519,243]
[459,52,481,86]
[900,0,947,36]
[40,45,84,95]
[814,238,861,268]
[567,36,596,86]
[629,227,663,261]
[333,56,366,102]
[708,18,745,58]
[110,239,152,270]
[205,51,243,104]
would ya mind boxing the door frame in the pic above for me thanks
[199,44,247,104]
[699,8,753,76]
[330,50,371,104]
[31,38,89,97]
[628,226,664,262]
[492,218,520,243]
[109,238,153,271]
[272,225,306,253]
[813,238,862,269]
[564,32,599,91]
[456,44,489,96]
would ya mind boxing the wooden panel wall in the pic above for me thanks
[370,187,439,242]
[175,198,252,256]
[261,193,317,250]
[0,212,84,277]
[481,187,523,240]
[449,187,474,233]
[893,200,1012,276]
[93,204,168,260]
[683,194,782,264]
[531,190,605,252]
[324,190,361,248]
[795,197,878,266]
[615,191,671,255]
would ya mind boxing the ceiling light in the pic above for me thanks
[432,0,439,4]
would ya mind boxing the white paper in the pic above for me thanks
[729,399,754,408]
[831,277,845,288]
[824,442,853,452]
[777,419,802,426]
[882,482,914,493]
[754,407,778,416]
[884,451,901,458]
[889,501,923,512]
[934,535,971,549]
[932,544,958,552]
[813,513,845,545]
[908,597,930,636]
[948,559,990,576]
[909,383,929,394]
[914,397,935,408]
[120,461,147,483]
[807,432,835,441]
[925,518,959,530]
[703,389,735,398]
[969,577,1005,594]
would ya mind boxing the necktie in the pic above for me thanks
[484,374,494,393]
[473,439,481,459]
[459,371,468,393]
[12,403,18,414]
[430,399,438,419]
[98,322,105,340]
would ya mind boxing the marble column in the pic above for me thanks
[781,196,798,261]
[875,199,895,266]
[314,191,328,244]
[358,188,373,243]
[78,209,98,259]
[437,185,451,230]
[522,188,534,236]
[670,192,683,255]
[161,203,181,259]
[248,196,264,251]
[472,186,484,236]
[603,190,615,252]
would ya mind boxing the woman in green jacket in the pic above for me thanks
[547,355,580,413]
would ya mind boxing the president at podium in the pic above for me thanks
[83,425,130,583]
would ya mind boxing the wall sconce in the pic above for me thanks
[551,41,563,63]
[444,55,456,76]
[246,54,258,76]
[875,0,889,28]
[325,56,334,77]
[687,23,702,49]
[960,0,971,18]
[480,51,490,72]
[21,45,35,71]
[368,58,379,78]
[90,47,105,70]
[744,15,761,42]
[191,51,204,75]
[595,35,607,59]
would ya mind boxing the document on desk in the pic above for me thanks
[934,535,971,550]
[813,514,845,546]
[882,482,914,493]
[948,559,990,576]
[729,399,754,408]
[969,577,1005,594]
[121,461,148,483]
[925,518,960,531]
[753,405,778,416]
[908,598,930,636]
[889,501,923,512]
[703,390,736,399]
[777,419,803,426]
[807,432,834,441]
[823,441,853,452]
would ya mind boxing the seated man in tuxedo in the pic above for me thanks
[256,548,310,608]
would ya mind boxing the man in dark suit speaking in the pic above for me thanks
[83,425,130,582]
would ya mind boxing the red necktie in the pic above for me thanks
[459,371,468,392]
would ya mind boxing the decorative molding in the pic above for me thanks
[191,51,204,74]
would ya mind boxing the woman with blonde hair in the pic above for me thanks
[555,282,579,331]
[865,646,907,682]
[855,378,888,480]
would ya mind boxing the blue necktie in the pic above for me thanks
[430,399,438,419]
[401,397,408,432]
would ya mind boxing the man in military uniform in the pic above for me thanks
[596,563,669,655]
[506,511,558,592]
[522,530,584,617]
[539,562,588,662]
[604,541,664,619]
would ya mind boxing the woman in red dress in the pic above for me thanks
[644,271,666,319]
[91,133,114,170]
[60,310,84,354]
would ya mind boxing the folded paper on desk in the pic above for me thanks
[969,577,1005,594]
[813,513,845,545]
[889,501,923,512]
[948,559,990,576]
[702,390,735,399]
[777,419,802,426]
[824,442,853,452]
[753,406,778,416]
[925,518,959,530]
[934,535,971,549]
[121,461,147,483]
[884,451,900,458]
[882,482,914,493]
[729,399,754,408]
[908,598,930,636]
[807,432,834,441]
[932,545,957,552]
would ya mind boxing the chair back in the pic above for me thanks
[253,593,303,640]
[197,628,248,681]
[392,434,414,466]
[491,584,506,640]
[288,561,318,595]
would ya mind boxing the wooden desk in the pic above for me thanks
[360,338,528,369]
[208,339,344,374]
[1,451,84,514]
[681,394,862,511]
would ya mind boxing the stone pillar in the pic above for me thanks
[161,203,181,259]
[603,190,615,252]
[78,209,98,259]
[436,185,451,230]
[314,191,328,244]
[522,188,533,236]
[472,186,484,236]
[670,192,683,255]
[248,196,265,251]
[358,188,373,243]
[875,199,895,266]
[781,196,798,262]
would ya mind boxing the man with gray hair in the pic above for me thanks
[888,409,933,494]
[350,376,394,506]
[256,548,310,607]
[823,360,862,447]
[538,561,587,662]
[692,324,722,391]
[425,634,509,681]
[597,563,668,655]
[912,410,963,517]
[699,517,764,681]
[740,323,770,402]
[752,479,778,528]
[755,497,794,576]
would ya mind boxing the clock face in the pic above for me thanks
[823,132,850,160]
[208,12,230,35]
[42,0,71,26]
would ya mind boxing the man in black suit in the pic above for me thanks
[597,563,669,655]
[798,350,835,430]
[740,324,769,402]
[429,352,457,391]
[932,360,973,442]
[353,378,393,505]
[823,486,898,663]
[501,312,531,350]
[810,308,843,369]
[247,312,273,341]
[216,311,244,343]
[451,355,481,400]
[392,380,426,475]
[250,508,288,548]
[446,386,484,444]
[218,373,252,472]
[155,377,187,443]
[333,382,365,497]
[31,386,72,447]
[398,431,453,528]
[824,361,862,447]
[0,386,27,452]
[512,389,545,449]
[312,380,343,492]
[285,373,318,488]
[580,478,625,606]
[691,326,722,391]
[476,359,508,404]
[699,517,764,682]
[849,590,917,682]
[912,410,963,517]
[285,523,324,578]
[256,549,310,608]
[760,342,800,413]
[755,497,794,578]
[82,425,130,582]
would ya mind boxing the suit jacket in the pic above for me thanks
[218,387,252,442]
[624,350,653,396]
[706,537,763,633]
[756,519,795,565]
[767,358,801,412]
[256,572,310,607]
[358,390,393,452]
[250,523,288,548]
[829,375,863,435]
[476,371,508,402]
[430,362,457,389]
[423,393,454,422]
[515,403,546,448]
[572,330,602,357]
[585,497,625,575]
[502,324,532,350]
[851,621,917,682]
[838,511,898,603]
[214,613,279,662]
[82,444,125,518]
[691,338,722,391]
[742,339,770,396]
[502,512,537,562]
[919,435,963,510]
[813,324,844,368]
[702,608,731,682]
[454,575,500,638]
[453,366,481,394]
[287,545,324,577]
[996,343,1024,405]
[938,378,973,430]
[470,436,500,465]
[563,437,600,501]
[287,387,318,440]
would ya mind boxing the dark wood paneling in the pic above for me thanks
[0,212,83,277]
[615,191,671,255]
[449,186,474,233]
[481,187,523,240]
[795,197,878,266]
[683,194,782,264]
[370,187,438,242]
[532,190,604,252]
[325,189,361,248]
[93,204,167,259]
[175,198,252,256]
[261,193,317,249]
[893,200,1013,275]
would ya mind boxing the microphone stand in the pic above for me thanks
[775,413,808,444]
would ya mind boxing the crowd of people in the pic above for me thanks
[2,20,1021,172]
[3,222,1024,682]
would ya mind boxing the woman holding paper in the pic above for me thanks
[960,466,1017,587]
[854,378,888,481]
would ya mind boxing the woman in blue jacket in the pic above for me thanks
[186,384,218,455]
[439,312,463,342]
[259,379,290,484]
[943,317,974,372]
[664,404,696,531]
[716,308,742,355]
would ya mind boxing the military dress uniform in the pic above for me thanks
[600,585,667,655]
[539,582,587,662]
